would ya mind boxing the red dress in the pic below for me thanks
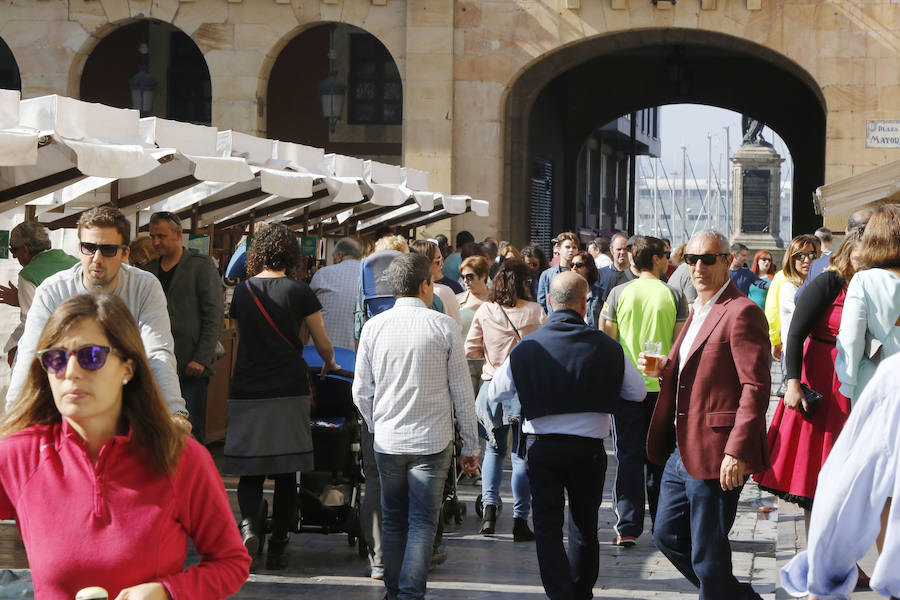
[755,285,851,509]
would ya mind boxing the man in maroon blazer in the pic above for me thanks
[641,229,770,600]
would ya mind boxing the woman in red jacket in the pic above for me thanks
[0,293,250,600]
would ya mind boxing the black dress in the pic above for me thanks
[225,276,322,475]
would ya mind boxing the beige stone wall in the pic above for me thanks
[449,0,900,241]
[2,0,900,242]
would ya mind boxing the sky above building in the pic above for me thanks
[657,104,791,182]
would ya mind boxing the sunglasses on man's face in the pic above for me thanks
[80,241,127,258]
[684,253,729,266]
[37,344,119,375]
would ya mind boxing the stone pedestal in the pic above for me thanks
[730,143,784,249]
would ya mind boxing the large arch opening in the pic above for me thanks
[0,36,21,91]
[80,19,211,124]
[266,23,403,163]
[503,29,826,247]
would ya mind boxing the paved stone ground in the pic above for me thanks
[3,360,879,598]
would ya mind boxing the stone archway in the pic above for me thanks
[501,29,827,244]
[80,19,211,124]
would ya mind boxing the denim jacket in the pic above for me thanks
[475,380,522,450]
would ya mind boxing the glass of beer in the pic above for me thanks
[643,341,664,373]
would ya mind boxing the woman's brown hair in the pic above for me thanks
[490,257,531,306]
[825,228,864,282]
[858,204,900,269]
[460,255,490,281]
[246,222,302,277]
[0,294,185,474]
[782,234,821,288]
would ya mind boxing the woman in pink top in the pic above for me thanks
[465,258,544,541]
[0,293,250,600]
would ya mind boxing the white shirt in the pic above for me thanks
[434,282,461,329]
[353,297,477,456]
[782,352,900,599]
[487,352,647,439]
[678,279,730,375]
[595,254,613,270]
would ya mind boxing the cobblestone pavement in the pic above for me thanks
[3,361,878,598]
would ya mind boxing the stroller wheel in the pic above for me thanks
[348,533,356,546]
[441,502,454,525]
[454,501,467,524]
[357,534,368,558]
[475,495,483,519]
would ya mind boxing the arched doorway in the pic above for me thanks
[503,29,826,245]
[0,36,21,91]
[266,23,402,163]
[80,20,211,124]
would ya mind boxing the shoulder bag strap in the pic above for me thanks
[496,303,522,340]
[244,280,299,352]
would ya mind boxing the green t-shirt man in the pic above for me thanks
[600,278,688,392]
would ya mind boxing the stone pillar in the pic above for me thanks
[403,0,454,195]
[730,143,784,249]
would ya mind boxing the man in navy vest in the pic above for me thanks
[483,271,646,600]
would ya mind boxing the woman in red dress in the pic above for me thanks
[756,230,863,519]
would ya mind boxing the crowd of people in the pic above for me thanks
[1,202,900,599]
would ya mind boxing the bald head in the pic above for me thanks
[548,271,589,315]
[847,209,873,234]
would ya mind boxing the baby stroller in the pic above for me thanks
[257,346,367,558]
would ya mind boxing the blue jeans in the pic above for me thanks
[180,377,208,443]
[481,423,531,519]
[653,448,762,600]
[376,444,452,600]
[527,435,607,600]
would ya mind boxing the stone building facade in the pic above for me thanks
[1,0,899,242]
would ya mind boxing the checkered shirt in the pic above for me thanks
[309,258,360,350]
[353,296,477,456]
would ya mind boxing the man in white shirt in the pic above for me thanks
[353,252,478,600]
[485,271,646,599]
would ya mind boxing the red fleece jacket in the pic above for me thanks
[0,421,250,599]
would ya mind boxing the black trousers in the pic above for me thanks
[611,391,664,538]
[527,435,607,600]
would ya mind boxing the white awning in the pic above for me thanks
[0,92,488,235]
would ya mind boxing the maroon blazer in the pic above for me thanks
[647,281,771,480]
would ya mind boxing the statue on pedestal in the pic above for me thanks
[741,115,770,146]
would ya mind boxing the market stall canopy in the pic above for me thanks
[815,159,900,218]
[0,90,488,234]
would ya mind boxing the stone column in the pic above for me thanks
[730,143,784,249]
[403,0,454,195]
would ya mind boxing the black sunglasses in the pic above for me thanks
[684,253,729,266]
[462,273,477,281]
[571,262,588,268]
[792,251,818,262]
[37,345,120,375]
[80,241,128,258]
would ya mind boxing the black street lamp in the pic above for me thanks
[317,25,345,133]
